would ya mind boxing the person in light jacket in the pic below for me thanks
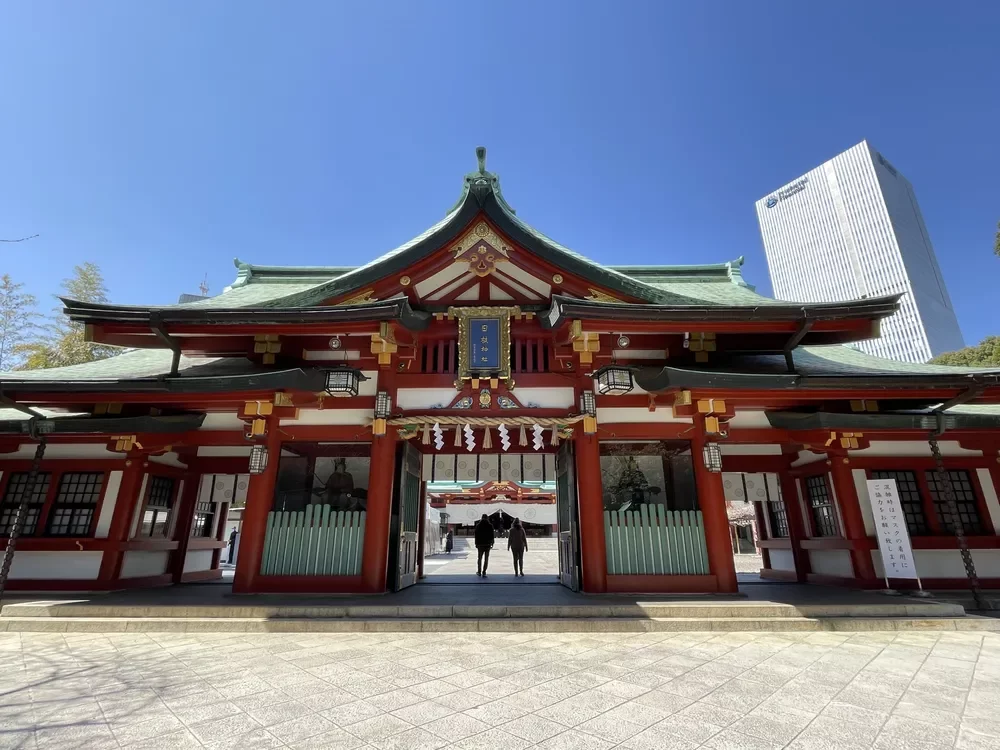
[474,514,495,578]
[507,518,528,577]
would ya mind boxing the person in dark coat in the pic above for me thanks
[474,514,495,577]
[445,529,454,554]
[508,518,528,576]
[227,526,238,564]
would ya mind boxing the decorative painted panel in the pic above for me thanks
[604,508,710,575]
[260,507,365,576]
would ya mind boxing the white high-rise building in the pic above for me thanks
[755,140,964,363]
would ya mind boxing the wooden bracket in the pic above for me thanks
[371,321,398,365]
[254,334,282,365]
[570,320,600,364]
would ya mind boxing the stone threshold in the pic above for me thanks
[1,615,998,633]
[0,600,967,619]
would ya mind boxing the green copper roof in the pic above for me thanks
[124,149,805,311]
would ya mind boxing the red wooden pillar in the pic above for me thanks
[691,420,738,593]
[97,456,146,586]
[828,456,877,583]
[169,473,201,584]
[232,423,280,594]
[574,432,607,593]
[362,429,396,593]
[778,468,810,582]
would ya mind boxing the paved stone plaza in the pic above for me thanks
[2,629,999,749]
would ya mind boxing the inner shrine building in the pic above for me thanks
[2,147,1000,596]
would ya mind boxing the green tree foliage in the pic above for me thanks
[995,220,1000,258]
[0,274,39,371]
[16,262,120,369]
[930,336,1000,367]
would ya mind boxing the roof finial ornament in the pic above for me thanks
[476,146,487,174]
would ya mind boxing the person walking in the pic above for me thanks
[474,513,495,578]
[508,518,528,577]
[227,526,238,564]
[445,529,454,554]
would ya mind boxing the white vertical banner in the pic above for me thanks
[866,478,918,580]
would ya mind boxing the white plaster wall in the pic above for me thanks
[183,550,215,574]
[514,388,575,409]
[280,408,373,426]
[809,549,854,578]
[597,407,691,424]
[120,551,170,578]
[850,440,981,458]
[769,549,796,572]
[200,413,245,430]
[612,349,667,361]
[853,469,877,536]
[4,443,120,460]
[358,371,379,396]
[396,389,463,409]
[303,350,361,361]
[197,446,252,457]
[721,444,783,455]
[978,468,1000,533]
[871,549,1000,579]
[726,411,773,429]
[149,452,188,468]
[791,450,826,467]
[7,551,103,580]
[94,470,122,538]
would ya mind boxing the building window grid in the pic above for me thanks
[804,475,839,538]
[0,472,52,536]
[141,476,176,538]
[870,470,928,535]
[925,470,983,535]
[46,472,104,537]
[767,497,790,538]
[191,500,215,538]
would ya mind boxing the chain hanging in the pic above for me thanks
[0,438,47,604]
[928,434,984,610]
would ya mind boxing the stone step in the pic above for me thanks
[1,615,997,633]
[0,600,966,619]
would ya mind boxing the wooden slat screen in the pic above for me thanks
[604,508,710,575]
[260,507,365,576]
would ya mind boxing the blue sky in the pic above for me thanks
[1,2,998,347]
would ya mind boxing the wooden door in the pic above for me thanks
[395,441,422,590]
[556,440,580,590]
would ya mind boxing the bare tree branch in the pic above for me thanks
[0,235,39,243]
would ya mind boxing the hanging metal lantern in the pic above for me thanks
[324,368,365,397]
[702,442,723,473]
[594,365,634,395]
[248,444,269,475]
[375,391,392,419]
[579,390,597,417]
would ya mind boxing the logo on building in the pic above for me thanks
[764,177,809,208]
